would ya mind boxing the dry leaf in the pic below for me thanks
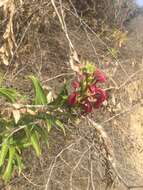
[12,103,21,109]
[12,109,21,124]
[0,46,9,65]
[69,51,81,73]
[47,91,54,104]
[111,94,116,106]
[0,0,9,7]
[0,0,16,65]
[26,109,36,115]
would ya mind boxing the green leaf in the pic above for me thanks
[55,119,66,135]
[0,88,18,103]
[2,146,15,182]
[52,83,68,107]
[29,76,47,105]
[15,153,24,175]
[0,140,9,168]
[31,130,41,156]
[46,118,54,133]
[46,120,52,133]
[25,126,41,157]
[15,136,31,149]
[83,63,96,73]
[35,125,49,147]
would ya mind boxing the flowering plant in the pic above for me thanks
[68,63,107,114]
[0,63,107,182]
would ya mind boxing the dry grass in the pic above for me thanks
[0,0,143,190]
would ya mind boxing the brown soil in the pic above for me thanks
[0,1,143,190]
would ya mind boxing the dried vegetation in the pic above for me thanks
[0,0,143,190]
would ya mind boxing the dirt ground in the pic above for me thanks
[0,1,143,190]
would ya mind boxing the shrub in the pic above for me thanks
[0,63,107,182]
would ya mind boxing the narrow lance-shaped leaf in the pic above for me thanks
[35,125,49,147]
[12,109,21,124]
[46,119,52,133]
[0,88,18,103]
[0,141,9,168]
[29,76,47,105]
[15,153,24,175]
[2,146,16,182]
[55,119,66,136]
[30,130,41,157]
[46,117,55,133]
[25,126,41,157]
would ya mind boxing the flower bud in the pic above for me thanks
[89,84,97,94]
[68,92,78,105]
[93,88,107,108]
[72,81,80,89]
[94,69,106,83]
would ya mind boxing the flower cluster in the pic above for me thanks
[67,64,107,114]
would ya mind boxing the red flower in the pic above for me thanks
[82,99,92,113]
[88,85,107,108]
[94,69,106,83]
[89,84,97,94]
[93,87,107,108]
[72,81,80,89]
[68,92,78,105]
